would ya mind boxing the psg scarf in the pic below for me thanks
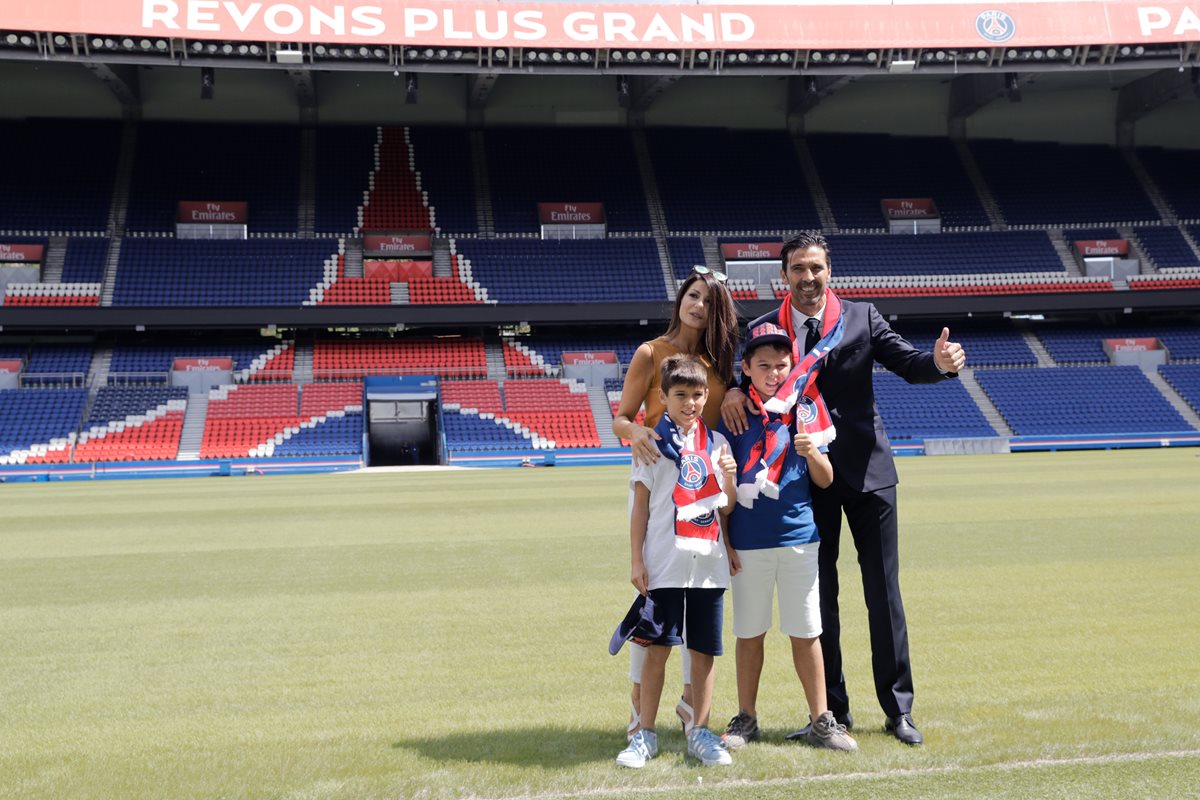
[737,291,843,507]
[654,414,726,553]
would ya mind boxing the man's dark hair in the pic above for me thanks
[780,231,831,271]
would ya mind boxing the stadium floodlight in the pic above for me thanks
[1120,46,1131,56]
[53,34,68,47]
[579,51,591,62]
[1134,46,1145,56]
[780,52,791,63]
[237,44,248,55]
[1062,48,1072,57]
[626,51,636,61]
[866,51,877,63]
[205,43,218,54]
[359,47,370,58]
[494,49,506,60]
[538,51,549,62]
[314,45,327,56]
[1007,49,1018,59]
[611,50,623,61]
[122,38,135,49]
[157,39,170,51]
[140,39,152,50]
[839,52,851,63]
[737,52,749,63]
[977,49,989,59]
[552,50,564,62]
[221,43,232,54]
[373,48,385,59]
[437,48,449,59]
[1046,48,1057,58]
[566,51,578,62]
[697,51,709,63]
[811,51,822,62]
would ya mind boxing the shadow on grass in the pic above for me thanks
[393,725,688,768]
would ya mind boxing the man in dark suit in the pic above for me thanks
[721,231,966,745]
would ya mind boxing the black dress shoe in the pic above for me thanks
[886,713,924,745]
[785,710,854,740]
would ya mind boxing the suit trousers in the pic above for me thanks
[811,481,914,719]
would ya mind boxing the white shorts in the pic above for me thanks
[730,543,822,640]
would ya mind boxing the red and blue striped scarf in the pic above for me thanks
[654,414,725,553]
[738,291,843,507]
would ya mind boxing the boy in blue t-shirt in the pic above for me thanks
[718,323,858,752]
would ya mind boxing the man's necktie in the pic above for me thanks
[804,317,821,353]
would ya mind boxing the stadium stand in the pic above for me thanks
[73,386,188,462]
[505,333,643,377]
[358,127,434,232]
[484,127,651,234]
[314,126,379,235]
[406,127,478,235]
[443,410,537,453]
[502,378,600,448]
[0,387,87,464]
[111,239,338,306]
[892,324,1038,367]
[1159,365,1200,415]
[61,238,110,283]
[0,120,120,232]
[1036,325,1200,364]
[200,383,300,458]
[872,373,996,440]
[1136,147,1200,222]
[975,366,1191,435]
[124,122,300,233]
[807,134,990,229]
[453,239,665,303]
[969,139,1160,227]
[646,128,821,233]
[109,339,293,382]
[666,237,708,280]
[313,337,487,380]
[828,231,1064,276]
[21,343,93,384]
[440,379,504,414]
[1132,226,1200,269]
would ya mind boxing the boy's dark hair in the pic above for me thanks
[743,340,794,365]
[661,355,709,393]
[780,231,831,271]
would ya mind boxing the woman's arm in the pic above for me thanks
[613,343,661,466]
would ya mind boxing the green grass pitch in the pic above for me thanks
[2,449,1199,799]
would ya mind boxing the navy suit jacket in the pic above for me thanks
[748,299,953,493]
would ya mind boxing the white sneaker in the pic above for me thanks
[687,727,733,766]
[616,729,658,769]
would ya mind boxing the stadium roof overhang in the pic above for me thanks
[2,290,1199,332]
[2,1,1198,79]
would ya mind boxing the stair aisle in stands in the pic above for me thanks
[630,129,677,298]
[292,340,314,384]
[469,130,495,237]
[1049,230,1085,277]
[587,385,621,448]
[793,137,838,232]
[42,237,67,283]
[957,368,1014,437]
[485,341,507,381]
[1142,365,1200,430]
[298,127,316,237]
[342,237,363,277]
[954,140,1007,229]
[1122,148,1177,223]
[177,394,208,461]
[1018,327,1057,367]
[88,344,113,388]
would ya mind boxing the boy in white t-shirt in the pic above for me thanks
[616,355,738,769]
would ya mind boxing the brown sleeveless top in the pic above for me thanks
[640,336,727,429]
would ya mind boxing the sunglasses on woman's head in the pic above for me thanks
[692,265,727,283]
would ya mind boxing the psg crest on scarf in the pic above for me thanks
[679,453,709,489]
[796,396,819,426]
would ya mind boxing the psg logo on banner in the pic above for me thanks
[678,453,709,490]
[796,397,819,426]
[976,10,1016,43]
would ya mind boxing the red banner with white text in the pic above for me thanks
[721,242,783,261]
[0,244,45,263]
[881,198,940,220]
[1105,338,1160,351]
[1075,239,1131,256]
[173,357,234,371]
[0,359,24,374]
[4,2,1200,48]
[362,234,433,256]
[177,201,248,224]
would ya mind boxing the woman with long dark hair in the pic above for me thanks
[612,267,740,740]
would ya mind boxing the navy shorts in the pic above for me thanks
[643,587,725,657]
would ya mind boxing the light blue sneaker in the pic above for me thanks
[687,726,732,766]
[616,729,658,769]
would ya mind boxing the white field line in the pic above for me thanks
[466,749,1200,800]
